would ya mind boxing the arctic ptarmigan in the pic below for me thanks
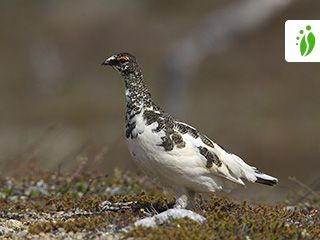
[102,52,278,209]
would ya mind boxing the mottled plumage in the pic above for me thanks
[102,53,278,209]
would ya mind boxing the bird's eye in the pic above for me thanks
[117,56,129,63]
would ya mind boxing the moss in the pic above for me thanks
[28,215,107,234]
[0,171,319,238]
[126,196,320,240]
[108,192,175,213]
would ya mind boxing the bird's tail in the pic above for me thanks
[254,171,278,186]
[222,153,278,186]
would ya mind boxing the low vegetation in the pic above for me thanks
[0,170,318,239]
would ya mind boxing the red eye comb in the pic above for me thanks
[117,56,129,61]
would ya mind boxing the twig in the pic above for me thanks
[288,176,320,201]
[70,156,88,181]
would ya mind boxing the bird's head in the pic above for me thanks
[102,52,139,74]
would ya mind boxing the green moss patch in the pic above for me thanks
[0,171,318,239]
[127,196,319,239]
[28,215,106,234]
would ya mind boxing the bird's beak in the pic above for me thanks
[102,55,117,66]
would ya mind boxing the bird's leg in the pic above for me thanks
[174,194,188,209]
[186,190,196,209]
[173,190,196,209]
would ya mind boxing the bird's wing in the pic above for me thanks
[174,121,275,185]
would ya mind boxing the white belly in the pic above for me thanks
[127,121,169,179]
[126,119,224,192]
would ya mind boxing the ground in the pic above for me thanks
[0,170,318,240]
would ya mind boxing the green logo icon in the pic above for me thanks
[296,25,315,57]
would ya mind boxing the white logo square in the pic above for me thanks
[285,20,320,62]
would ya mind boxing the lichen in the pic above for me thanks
[0,170,318,239]
[126,195,319,240]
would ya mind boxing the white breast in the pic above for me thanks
[127,112,165,175]
[126,115,223,192]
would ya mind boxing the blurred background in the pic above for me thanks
[0,0,319,202]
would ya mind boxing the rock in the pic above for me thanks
[0,226,13,236]
[15,230,28,238]
[133,209,206,228]
[5,219,23,229]
[283,206,295,212]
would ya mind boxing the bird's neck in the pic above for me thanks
[122,71,158,120]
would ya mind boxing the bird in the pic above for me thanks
[102,52,278,209]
